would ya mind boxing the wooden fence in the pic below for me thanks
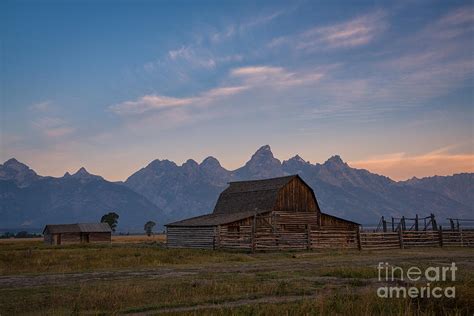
[216,227,474,251]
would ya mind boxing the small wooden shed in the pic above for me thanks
[43,223,112,245]
[166,175,359,249]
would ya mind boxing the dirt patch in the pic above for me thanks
[124,293,323,315]
[2,248,473,288]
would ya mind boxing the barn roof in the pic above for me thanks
[213,175,298,214]
[43,223,112,234]
[166,209,270,227]
[167,175,307,227]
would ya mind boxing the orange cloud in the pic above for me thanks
[351,151,474,181]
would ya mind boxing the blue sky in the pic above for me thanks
[1,0,473,180]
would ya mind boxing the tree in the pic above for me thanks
[16,231,29,238]
[101,212,119,232]
[0,232,14,239]
[144,221,156,236]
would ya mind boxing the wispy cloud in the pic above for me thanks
[351,146,474,180]
[114,63,330,117]
[297,56,473,121]
[269,10,387,51]
[28,100,75,138]
[369,6,474,106]
[109,95,195,115]
[32,116,75,138]
[293,5,474,121]
[428,5,474,40]
[144,7,296,74]
[110,85,248,116]
[202,86,248,99]
[243,9,287,29]
[299,10,387,50]
[29,100,53,112]
[210,8,290,43]
[139,4,473,126]
[231,66,284,76]
[168,46,217,69]
[144,46,243,74]
[210,25,236,43]
[231,65,325,87]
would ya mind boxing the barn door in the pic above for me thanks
[57,234,61,245]
[85,233,90,243]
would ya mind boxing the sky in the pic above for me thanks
[1,0,473,181]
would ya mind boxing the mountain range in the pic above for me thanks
[1,145,472,231]
[0,159,162,230]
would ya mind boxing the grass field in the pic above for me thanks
[1,236,473,315]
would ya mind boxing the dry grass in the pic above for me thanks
[112,234,166,243]
[0,273,318,315]
[1,239,473,315]
[0,234,165,244]
[0,237,43,243]
[0,240,257,275]
[168,286,474,316]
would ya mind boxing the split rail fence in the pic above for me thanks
[216,227,474,251]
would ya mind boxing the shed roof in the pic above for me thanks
[321,212,360,226]
[43,223,112,234]
[166,209,270,227]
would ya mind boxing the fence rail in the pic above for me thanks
[216,227,474,251]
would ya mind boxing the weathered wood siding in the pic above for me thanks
[88,232,111,243]
[43,232,111,245]
[274,177,318,213]
[58,232,82,245]
[218,224,252,249]
[310,230,358,249]
[43,233,53,245]
[273,211,318,228]
[166,226,216,249]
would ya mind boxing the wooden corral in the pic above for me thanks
[166,175,359,250]
[43,223,112,245]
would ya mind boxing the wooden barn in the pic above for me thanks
[166,175,359,250]
[43,223,112,245]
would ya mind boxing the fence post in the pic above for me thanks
[431,213,438,231]
[438,225,443,247]
[460,227,464,247]
[398,228,404,249]
[213,233,216,250]
[306,224,311,250]
[356,226,362,251]
[251,215,256,252]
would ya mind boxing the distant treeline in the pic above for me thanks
[0,231,42,239]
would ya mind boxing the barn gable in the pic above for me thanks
[274,176,321,213]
